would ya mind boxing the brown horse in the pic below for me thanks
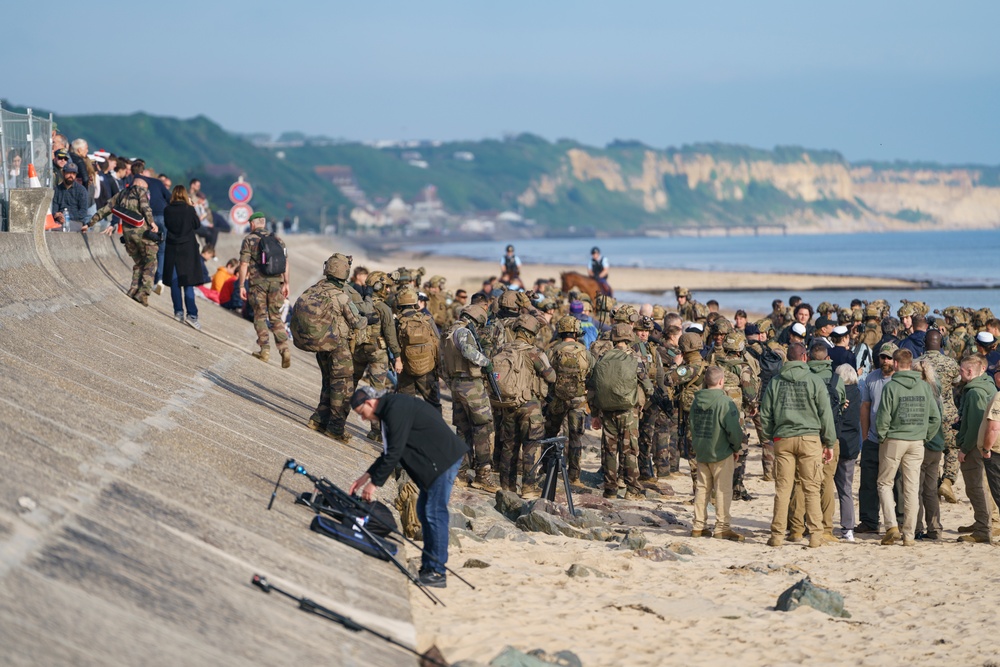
[561,271,612,303]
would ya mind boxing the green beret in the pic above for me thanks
[248,212,266,222]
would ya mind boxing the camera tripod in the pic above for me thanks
[529,436,576,516]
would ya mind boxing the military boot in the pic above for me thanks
[471,466,500,493]
[714,529,746,543]
[324,429,352,444]
[938,478,958,504]
[280,348,292,369]
[252,347,270,363]
[366,427,383,445]
[133,293,149,307]
[881,526,901,545]
[306,416,327,432]
[733,484,755,501]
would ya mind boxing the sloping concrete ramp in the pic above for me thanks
[0,223,417,666]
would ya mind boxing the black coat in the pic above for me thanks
[162,202,205,287]
[366,393,468,489]
[838,384,863,460]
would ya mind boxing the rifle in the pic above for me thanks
[467,322,503,402]
[677,398,692,460]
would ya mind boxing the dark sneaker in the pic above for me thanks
[854,523,879,534]
[419,571,446,588]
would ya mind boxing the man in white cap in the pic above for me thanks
[975,331,1000,376]
[828,325,858,373]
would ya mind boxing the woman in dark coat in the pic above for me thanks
[162,185,205,329]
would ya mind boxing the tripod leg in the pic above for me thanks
[559,449,576,516]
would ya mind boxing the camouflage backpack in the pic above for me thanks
[551,340,590,401]
[717,358,747,414]
[398,311,439,376]
[290,280,351,352]
[491,340,537,407]
[590,348,639,412]
[675,364,706,414]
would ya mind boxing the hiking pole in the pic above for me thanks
[250,575,448,667]
[312,473,476,591]
[286,462,445,606]
[267,458,296,510]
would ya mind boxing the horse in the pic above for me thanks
[560,271,612,303]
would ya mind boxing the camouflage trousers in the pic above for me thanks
[353,344,392,434]
[497,400,545,491]
[732,420,751,491]
[248,280,289,351]
[397,370,442,413]
[123,233,158,298]
[662,415,680,474]
[544,395,587,479]
[941,403,959,483]
[601,408,640,495]
[752,411,775,478]
[679,412,698,489]
[638,402,671,478]
[311,352,356,436]
[449,377,494,471]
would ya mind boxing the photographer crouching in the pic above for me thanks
[349,387,467,588]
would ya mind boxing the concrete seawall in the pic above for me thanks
[0,198,417,665]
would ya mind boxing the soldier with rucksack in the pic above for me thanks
[440,303,500,492]
[634,315,670,481]
[666,332,710,491]
[291,253,366,442]
[588,323,653,499]
[492,315,557,498]
[395,287,442,412]
[716,331,760,501]
[351,271,403,444]
[238,212,291,366]
[543,316,595,483]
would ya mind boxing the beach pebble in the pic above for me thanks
[617,528,648,550]
[667,542,697,556]
[566,564,608,579]
[17,496,37,511]
[776,577,851,618]
[463,558,491,569]
[634,546,680,562]
[516,510,584,539]
[450,511,473,530]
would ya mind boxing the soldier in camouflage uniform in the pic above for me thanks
[917,329,962,502]
[634,315,670,481]
[591,303,637,360]
[424,275,452,330]
[589,323,654,499]
[716,331,760,500]
[666,332,710,490]
[87,178,159,305]
[941,307,975,361]
[352,271,403,443]
[544,316,595,482]
[494,315,557,497]
[440,303,500,492]
[305,253,366,441]
[395,287,442,412]
[675,286,702,323]
[238,212,291,366]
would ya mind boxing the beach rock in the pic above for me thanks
[464,558,491,569]
[617,528,648,550]
[566,563,608,579]
[450,510,473,530]
[515,510,584,538]
[634,546,680,562]
[729,562,804,576]
[667,542,696,556]
[459,501,507,522]
[449,529,462,548]
[489,646,582,667]
[495,490,526,520]
[567,508,606,529]
[586,526,616,542]
[776,577,851,618]
[17,496,37,511]
[644,489,664,500]
[484,524,514,540]
[451,528,485,543]
[527,649,583,667]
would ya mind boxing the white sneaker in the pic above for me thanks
[174,312,184,322]
[185,315,201,331]
[153,281,164,295]
[843,530,855,542]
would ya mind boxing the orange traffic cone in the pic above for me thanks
[44,213,60,230]
[27,164,42,188]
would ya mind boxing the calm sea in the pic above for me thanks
[413,229,1000,315]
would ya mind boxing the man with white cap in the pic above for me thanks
[828,325,858,373]
[975,331,1000,377]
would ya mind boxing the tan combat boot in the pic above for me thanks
[280,348,291,369]
[306,417,326,432]
[881,526,901,545]
[471,466,500,493]
[520,485,542,501]
[938,478,958,504]
[714,530,746,543]
[252,348,270,363]
[690,529,713,538]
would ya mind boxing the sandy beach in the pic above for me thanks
[326,239,1000,667]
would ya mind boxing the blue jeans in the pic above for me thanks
[153,215,166,283]
[417,458,460,575]
[169,269,198,318]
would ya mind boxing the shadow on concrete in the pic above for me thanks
[246,378,315,413]
[201,369,305,424]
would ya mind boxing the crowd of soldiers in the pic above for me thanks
[242,227,1000,545]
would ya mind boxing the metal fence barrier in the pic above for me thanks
[1,103,54,231]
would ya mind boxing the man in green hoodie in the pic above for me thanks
[760,342,837,548]
[956,354,997,543]
[875,348,941,546]
[689,366,745,541]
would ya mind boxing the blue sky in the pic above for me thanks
[7,1,999,163]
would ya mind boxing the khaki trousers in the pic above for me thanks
[916,449,943,535]
[960,447,992,540]
[878,438,924,540]
[771,435,823,539]
[788,457,837,535]
[693,457,735,533]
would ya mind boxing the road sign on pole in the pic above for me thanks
[229,179,254,205]
[230,203,254,226]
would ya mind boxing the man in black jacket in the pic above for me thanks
[349,388,467,588]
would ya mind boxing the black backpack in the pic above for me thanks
[257,233,286,276]
[748,344,783,396]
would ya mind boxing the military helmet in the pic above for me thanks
[498,288,520,311]
[711,318,734,336]
[634,315,654,332]
[460,303,489,327]
[611,323,635,343]
[514,313,540,336]
[595,293,616,313]
[674,286,691,298]
[613,303,639,324]
[427,275,446,288]
[864,303,881,320]
[837,308,853,325]
[395,287,419,307]
[556,315,582,335]
[367,270,390,294]
[392,267,411,284]
[897,303,915,319]
[651,304,666,321]
[324,253,352,280]
[693,302,710,321]
[722,331,747,353]
[755,318,774,335]
[817,302,835,316]
[871,299,889,318]
[975,307,995,327]
[908,300,930,317]
[678,332,704,353]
